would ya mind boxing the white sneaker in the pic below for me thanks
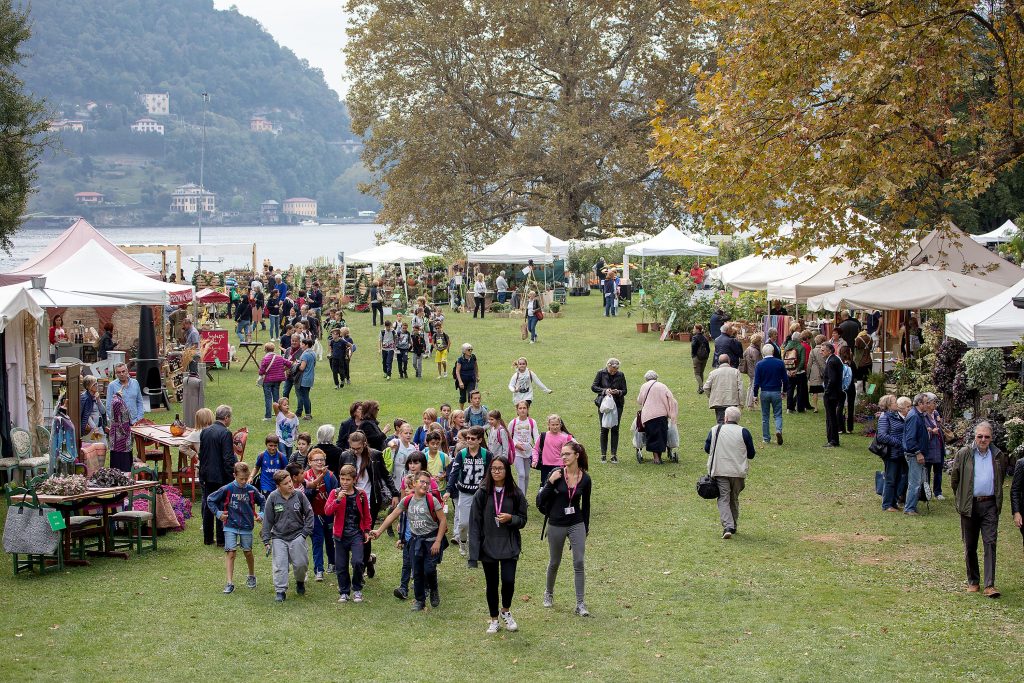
[935,493,945,500]
[338,593,349,603]
[353,591,363,603]
[500,610,518,632]
[486,619,500,634]
[458,541,467,557]
[314,571,324,582]
[543,591,553,608]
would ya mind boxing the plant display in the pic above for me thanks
[89,467,133,488]
[37,474,88,496]
[962,348,1005,394]
[932,338,967,395]
[549,302,561,313]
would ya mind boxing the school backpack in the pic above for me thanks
[401,492,444,520]
[841,364,853,391]
[783,347,800,372]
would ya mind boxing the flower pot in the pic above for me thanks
[651,323,662,331]
[636,323,650,333]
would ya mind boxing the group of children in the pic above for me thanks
[205,396,593,630]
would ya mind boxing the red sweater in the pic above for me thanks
[324,488,371,537]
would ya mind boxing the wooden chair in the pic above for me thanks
[2,482,64,574]
[109,466,158,555]
[12,428,48,481]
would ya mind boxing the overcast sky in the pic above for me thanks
[212,0,349,99]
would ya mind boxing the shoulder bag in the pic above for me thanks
[697,425,723,500]
[257,354,277,387]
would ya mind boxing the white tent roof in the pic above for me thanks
[624,225,719,257]
[41,241,194,305]
[514,225,570,257]
[766,249,862,302]
[716,254,797,291]
[971,219,1019,244]
[346,241,440,264]
[467,231,554,264]
[945,276,1024,347]
[806,266,1008,312]
[0,284,45,333]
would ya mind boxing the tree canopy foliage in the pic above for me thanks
[652,0,1024,269]
[1,1,49,248]
[346,0,705,248]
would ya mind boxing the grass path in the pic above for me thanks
[2,296,1023,681]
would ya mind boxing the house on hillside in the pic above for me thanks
[283,197,317,219]
[170,184,215,214]
[74,191,104,204]
[48,119,85,133]
[140,92,170,116]
[250,115,276,133]
[261,199,281,224]
[131,118,165,135]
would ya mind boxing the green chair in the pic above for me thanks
[2,481,64,575]
[109,466,158,554]
[0,436,19,485]
[13,427,48,480]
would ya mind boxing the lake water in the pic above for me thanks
[3,223,384,276]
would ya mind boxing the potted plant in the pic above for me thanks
[549,302,562,317]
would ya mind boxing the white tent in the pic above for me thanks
[766,249,862,302]
[624,225,719,257]
[0,284,45,334]
[467,230,555,264]
[345,241,441,302]
[41,241,193,305]
[806,266,1008,312]
[945,277,1024,347]
[514,225,570,258]
[717,254,798,292]
[971,219,1019,245]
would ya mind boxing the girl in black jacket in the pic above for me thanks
[591,359,627,463]
[469,456,528,634]
[339,430,399,578]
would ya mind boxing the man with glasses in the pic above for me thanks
[901,393,935,516]
[951,422,1010,597]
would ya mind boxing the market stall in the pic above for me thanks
[344,241,441,307]
[945,276,1024,348]
[970,219,1019,245]
[766,248,863,303]
[0,285,46,445]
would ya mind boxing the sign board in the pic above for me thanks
[660,311,677,342]
[47,510,66,531]
[168,288,193,306]
[201,329,229,365]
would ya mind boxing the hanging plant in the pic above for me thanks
[932,338,967,396]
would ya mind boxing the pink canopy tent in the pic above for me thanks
[0,218,162,285]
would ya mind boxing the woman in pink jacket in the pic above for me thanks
[636,370,678,464]
[258,341,293,421]
[532,414,575,484]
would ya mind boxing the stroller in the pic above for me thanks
[630,415,679,464]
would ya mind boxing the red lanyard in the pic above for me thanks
[493,487,505,515]
[566,470,580,502]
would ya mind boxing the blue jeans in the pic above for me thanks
[904,454,925,513]
[497,292,507,304]
[268,314,280,340]
[759,391,783,442]
[882,455,908,510]
[382,349,395,376]
[334,532,365,595]
[527,315,538,341]
[262,381,280,419]
[236,320,251,342]
[400,537,412,591]
[311,514,335,573]
[282,377,294,399]
[604,294,616,316]
[295,384,312,417]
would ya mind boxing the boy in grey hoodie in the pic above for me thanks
[262,469,314,601]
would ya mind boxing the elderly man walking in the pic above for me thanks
[753,343,789,445]
[902,393,935,516]
[713,323,743,369]
[200,405,238,546]
[703,355,744,424]
[704,406,756,539]
[951,422,1010,598]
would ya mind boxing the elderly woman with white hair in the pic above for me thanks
[636,370,678,464]
[315,423,345,477]
[704,406,756,538]
[591,358,628,463]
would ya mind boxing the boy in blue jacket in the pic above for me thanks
[207,462,265,594]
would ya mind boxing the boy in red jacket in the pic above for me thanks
[324,464,371,603]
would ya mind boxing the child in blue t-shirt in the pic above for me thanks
[207,461,266,594]
[253,434,288,495]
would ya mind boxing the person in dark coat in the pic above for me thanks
[591,358,628,463]
[337,401,363,449]
[709,309,729,340]
[875,395,910,512]
[713,323,743,369]
[1011,458,1024,551]
[837,311,861,348]
[822,343,844,448]
[691,325,711,393]
[233,292,253,343]
[199,405,238,546]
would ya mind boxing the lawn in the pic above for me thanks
[2,295,1023,681]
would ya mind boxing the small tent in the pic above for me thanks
[513,225,570,258]
[624,226,719,257]
[346,241,441,302]
[945,276,1024,347]
[971,219,1019,245]
[467,231,555,264]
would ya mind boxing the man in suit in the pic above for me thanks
[199,404,237,546]
[951,422,1010,597]
[901,393,935,516]
[821,343,844,448]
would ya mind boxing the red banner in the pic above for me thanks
[169,288,193,305]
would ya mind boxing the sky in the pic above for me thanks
[212,0,349,99]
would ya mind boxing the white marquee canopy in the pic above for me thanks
[468,230,555,264]
[945,276,1024,347]
[624,225,719,257]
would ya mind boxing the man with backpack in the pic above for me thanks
[443,425,491,557]
[691,324,711,394]
[822,343,845,448]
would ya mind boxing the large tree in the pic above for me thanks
[0,1,49,250]
[346,0,705,248]
[652,1,1024,269]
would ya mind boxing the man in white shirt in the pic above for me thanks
[495,271,508,304]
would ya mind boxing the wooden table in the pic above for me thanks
[13,482,158,566]
[131,424,194,485]
[238,342,262,371]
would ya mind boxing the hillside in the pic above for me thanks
[17,0,377,220]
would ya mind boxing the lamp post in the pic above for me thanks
[198,91,209,245]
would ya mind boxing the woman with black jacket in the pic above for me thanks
[340,430,400,578]
[591,358,627,463]
[358,400,390,451]
[469,456,528,634]
[537,441,592,617]
[337,401,363,449]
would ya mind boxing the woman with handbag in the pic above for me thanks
[525,290,542,343]
[875,395,910,512]
[703,406,756,539]
[591,358,627,464]
[636,370,678,465]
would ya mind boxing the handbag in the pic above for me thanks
[697,425,723,500]
[534,306,544,320]
[3,504,60,555]
[257,354,277,387]
[868,436,890,458]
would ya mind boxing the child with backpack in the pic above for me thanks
[396,322,412,379]
[411,322,429,379]
[261,469,314,602]
[303,448,339,582]
[372,470,448,611]
[324,464,372,603]
[508,400,539,494]
[290,432,312,470]
[206,462,265,594]
[466,390,488,427]
[432,322,450,378]
[424,430,449,492]
[532,414,575,484]
[393,452,442,600]
[413,408,437,450]
[252,434,288,495]
[379,320,397,380]
[444,425,491,557]
[486,409,512,461]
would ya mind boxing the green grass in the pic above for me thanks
[3,296,1024,681]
